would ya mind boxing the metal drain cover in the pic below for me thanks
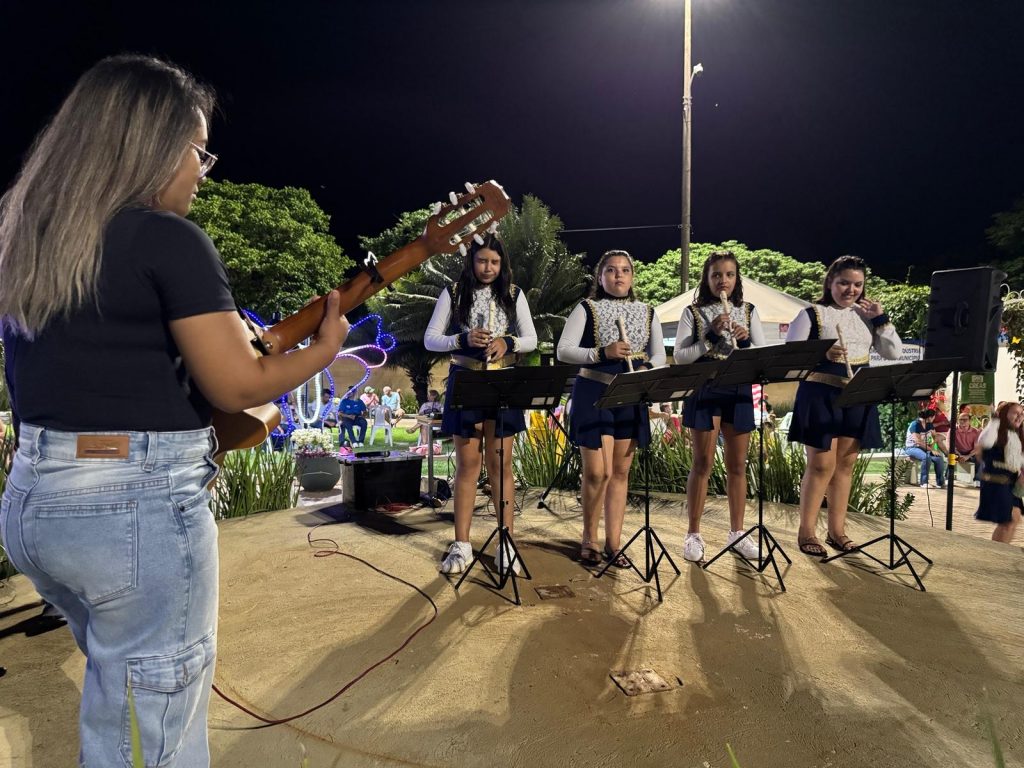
[610,668,674,696]
[534,585,575,600]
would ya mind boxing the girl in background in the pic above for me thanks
[975,401,1023,543]
[557,250,665,567]
[425,234,536,575]
[673,250,765,562]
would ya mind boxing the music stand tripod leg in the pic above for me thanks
[594,421,679,602]
[704,390,788,591]
[820,393,930,591]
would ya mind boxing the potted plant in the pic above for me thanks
[291,429,341,492]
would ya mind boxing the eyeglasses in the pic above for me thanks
[190,142,218,178]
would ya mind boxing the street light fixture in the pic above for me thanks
[680,0,703,293]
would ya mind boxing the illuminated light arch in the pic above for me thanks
[241,310,396,435]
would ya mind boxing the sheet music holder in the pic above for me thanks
[820,358,956,591]
[700,339,834,591]
[447,365,576,605]
[591,364,715,602]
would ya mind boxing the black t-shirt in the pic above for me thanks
[3,207,236,432]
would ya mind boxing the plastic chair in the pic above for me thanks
[368,407,394,446]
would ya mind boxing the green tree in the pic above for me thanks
[869,281,930,339]
[987,195,1024,287]
[363,195,587,403]
[634,241,826,307]
[188,179,353,319]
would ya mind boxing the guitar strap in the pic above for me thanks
[363,251,384,285]
[237,305,270,355]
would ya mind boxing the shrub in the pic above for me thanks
[211,449,299,519]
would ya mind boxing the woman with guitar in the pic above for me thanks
[556,250,665,567]
[425,233,537,576]
[0,56,348,766]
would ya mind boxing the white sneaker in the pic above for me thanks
[727,530,761,560]
[440,541,473,574]
[683,532,705,562]
[495,541,522,576]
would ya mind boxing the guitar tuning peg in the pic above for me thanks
[464,181,476,193]
[458,243,468,257]
[487,221,499,234]
[473,233,484,245]
[430,202,442,216]
[448,191,459,205]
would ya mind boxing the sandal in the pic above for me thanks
[825,533,857,553]
[579,542,603,566]
[603,546,631,569]
[798,537,827,557]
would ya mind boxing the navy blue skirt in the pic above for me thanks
[683,382,755,434]
[789,380,882,450]
[439,365,527,439]
[975,477,1023,524]
[569,374,651,450]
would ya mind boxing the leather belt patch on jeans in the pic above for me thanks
[76,435,130,459]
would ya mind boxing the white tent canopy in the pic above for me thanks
[656,277,813,345]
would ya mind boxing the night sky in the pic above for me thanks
[2,0,1022,282]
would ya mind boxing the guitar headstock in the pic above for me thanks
[422,180,512,256]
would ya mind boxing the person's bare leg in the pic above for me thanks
[992,507,1021,543]
[685,422,720,534]
[603,438,637,552]
[580,438,613,548]
[798,441,838,542]
[483,421,516,531]
[452,430,483,542]
[721,423,751,531]
[825,437,861,543]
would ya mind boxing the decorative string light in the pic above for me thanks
[241,309,395,436]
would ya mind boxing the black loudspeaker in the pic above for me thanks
[924,266,1006,372]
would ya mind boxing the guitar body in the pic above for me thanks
[210,180,510,456]
[212,404,281,463]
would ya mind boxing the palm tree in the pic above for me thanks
[362,195,588,404]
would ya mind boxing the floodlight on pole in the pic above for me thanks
[680,0,704,293]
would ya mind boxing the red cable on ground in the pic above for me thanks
[212,522,438,729]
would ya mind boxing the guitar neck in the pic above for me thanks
[260,238,430,355]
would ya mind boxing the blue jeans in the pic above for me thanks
[0,424,219,767]
[905,446,946,486]
[341,417,367,444]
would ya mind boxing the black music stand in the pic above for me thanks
[592,365,710,602]
[820,358,956,591]
[701,340,835,592]
[448,365,575,605]
[537,368,582,512]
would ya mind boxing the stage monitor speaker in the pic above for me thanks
[924,266,1006,372]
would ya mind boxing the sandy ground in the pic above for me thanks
[1,483,1022,768]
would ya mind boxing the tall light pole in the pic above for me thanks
[680,0,702,293]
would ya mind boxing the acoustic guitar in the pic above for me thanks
[211,180,512,459]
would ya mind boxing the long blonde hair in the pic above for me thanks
[0,54,214,336]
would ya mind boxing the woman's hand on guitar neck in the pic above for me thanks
[312,291,349,359]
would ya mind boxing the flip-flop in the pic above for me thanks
[825,534,858,552]
[603,547,631,569]
[579,544,603,566]
[798,537,827,557]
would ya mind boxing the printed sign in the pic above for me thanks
[959,372,994,405]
